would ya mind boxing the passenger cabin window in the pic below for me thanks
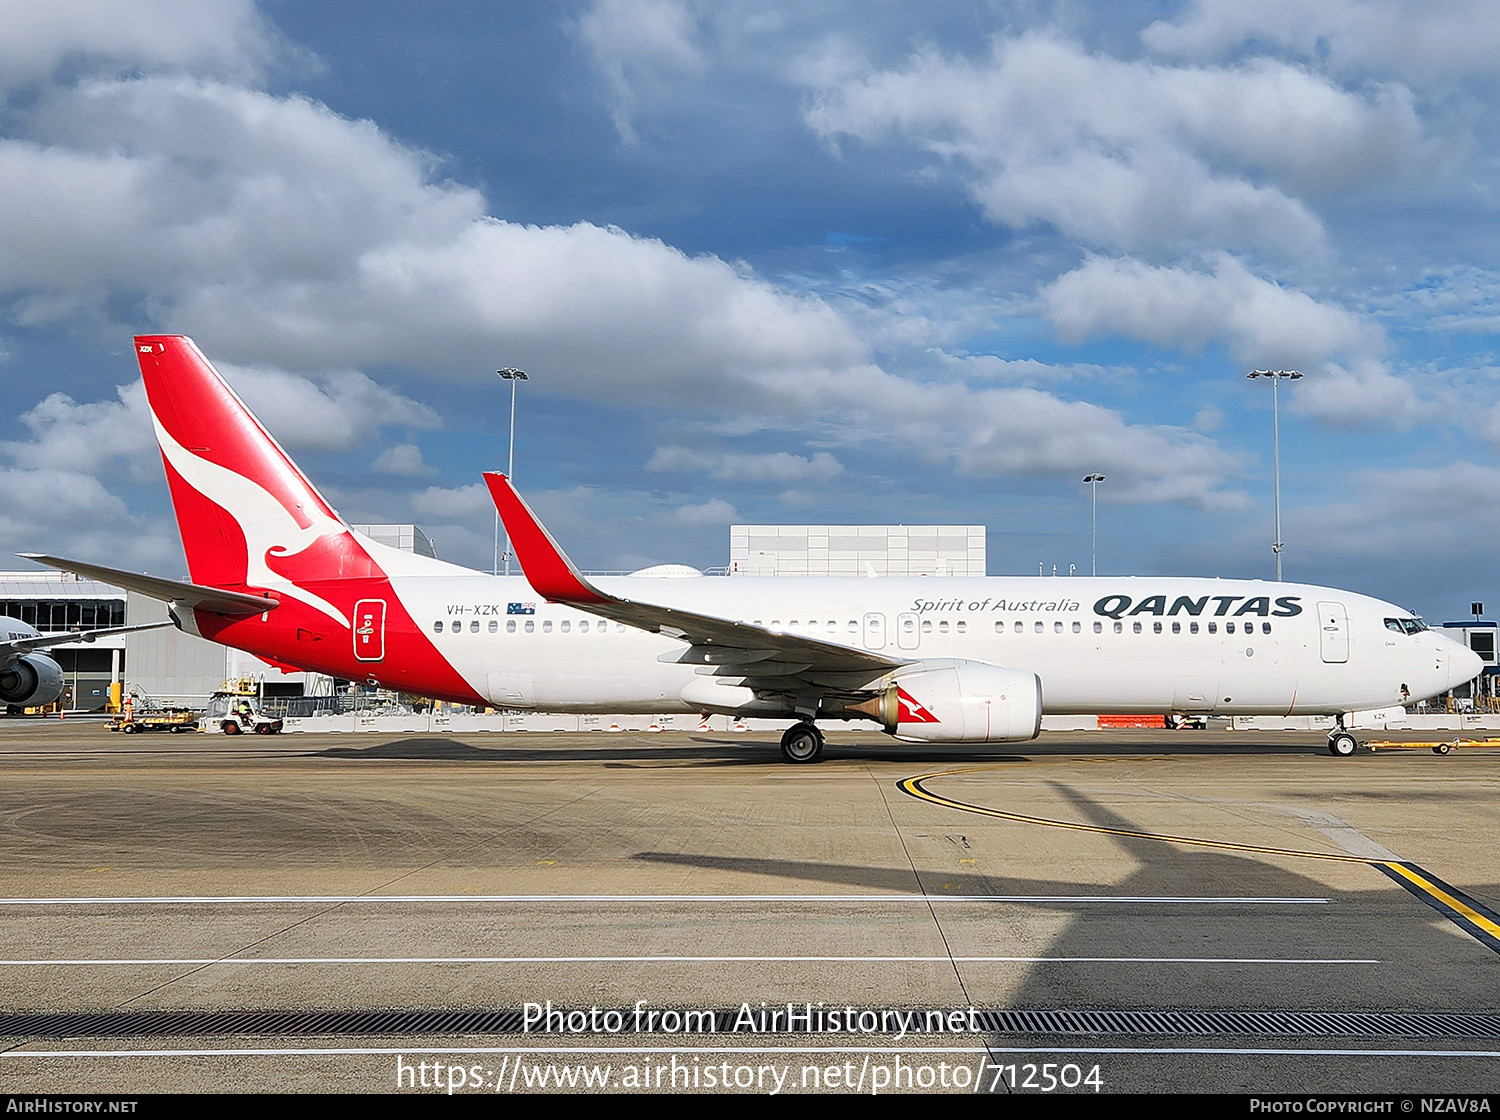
[1113,621,1122,634]
[507,620,517,633]
[561,620,570,633]
[1092,621,1101,634]
[543,620,553,633]
[1226,621,1236,634]
[432,620,442,633]
[1033,621,1043,634]
[1132,621,1142,634]
[1013,621,1023,633]
[1054,621,1062,633]
[1262,622,1272,634]
[1072,621,1080,633]
[450,621,461,633]
[922,620,933,633]
[1152,621,1162,634]
[956,621,966,634]
[1171,621,1180,634]
[580,620,589,633]
[470,620,479,633]
[489,620,498,633]
[1207,621,1217,634]
[938,621,949,634]
[1190,621,1199,634]
[524,620,535,633]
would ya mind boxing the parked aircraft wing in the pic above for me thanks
[0,621,174,663]
[18,554,280,618]
[484,472,905,684]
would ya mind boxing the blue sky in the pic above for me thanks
[2,0,1498,622]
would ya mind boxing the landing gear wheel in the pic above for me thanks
[1327,731,1357,757]
[1433,743,1452,755]
[780,721,824,764]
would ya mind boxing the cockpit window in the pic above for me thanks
[1385,617,1428,636]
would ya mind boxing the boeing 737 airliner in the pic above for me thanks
[23,336,1484,761]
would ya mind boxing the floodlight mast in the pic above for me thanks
[1247,369,1301,581]
[1082,473,1106,577]
[494,367,529,576]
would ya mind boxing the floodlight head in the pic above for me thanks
[496,367,528,381]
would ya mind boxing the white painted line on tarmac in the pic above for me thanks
[0,894,1331,905]
[0,955,1379,965]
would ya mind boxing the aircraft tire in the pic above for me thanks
[1327,732,1357,757]
[780,722,824,764]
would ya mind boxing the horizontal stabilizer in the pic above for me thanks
[18,554,279,617]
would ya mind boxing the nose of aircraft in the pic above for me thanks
[1451,642,1486,690]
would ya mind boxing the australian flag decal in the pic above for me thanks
[507,602,537,615]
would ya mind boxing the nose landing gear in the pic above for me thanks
[780,721,825,764]
[1327,730,1358,756]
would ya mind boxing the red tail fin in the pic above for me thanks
[135,336,376,607]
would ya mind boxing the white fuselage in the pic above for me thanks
[385,572,1478,717]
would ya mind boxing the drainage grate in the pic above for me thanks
[1,1007,1498,1040]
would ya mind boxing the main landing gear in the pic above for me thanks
[780,720,825,764]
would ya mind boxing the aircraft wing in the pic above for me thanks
[0,621,175,663]
[18,554,280,618]
[484,473,906,690]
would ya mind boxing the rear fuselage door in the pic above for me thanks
[1317,601,1349,664]
[353,598,386,662]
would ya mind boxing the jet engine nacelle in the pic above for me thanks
[0,654,64,707]
[852,659,1042,743]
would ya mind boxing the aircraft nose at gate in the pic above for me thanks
[1452,642,1485,690]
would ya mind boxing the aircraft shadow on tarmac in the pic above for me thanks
[635,782,1498,1010]
[307,736,1032,766]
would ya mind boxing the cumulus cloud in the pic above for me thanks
[3,381,158,481]
[0,466,175,569]
[572,0,706,141]
[0,0,282,89]
[1289,358,1431,429]
[218,365,440,451]
[416,482,492,521]
[0,59,1252,507]
[1040,254,1377,367]
[674,497,737,524]
[371,443,437,478]
[804,33,1423,256]
[646,445,844,482]
[1143,0,1500,87]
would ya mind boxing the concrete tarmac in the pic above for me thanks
[0,719,1495,1095]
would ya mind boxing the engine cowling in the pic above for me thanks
[0,654,64,707]
[854,659,1042,743]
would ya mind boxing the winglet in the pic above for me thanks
[483,473,609,605]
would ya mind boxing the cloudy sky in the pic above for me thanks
[2,0,1497,621]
